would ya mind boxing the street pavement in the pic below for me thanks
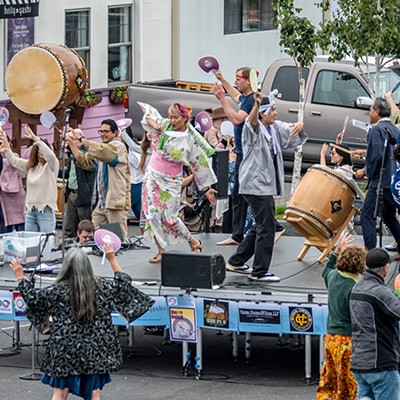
[0,319,319,400]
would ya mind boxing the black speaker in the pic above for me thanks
[161,252,226,289]
[212,149,229,199]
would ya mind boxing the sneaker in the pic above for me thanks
[226,263,253,275]
[248,273,281,282]
[385,241,398,251]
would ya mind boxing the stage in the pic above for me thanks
[0,232,398,379]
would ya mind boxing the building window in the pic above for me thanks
[108,6,131,84]
[65,9,90,78]
[224,0,276,34]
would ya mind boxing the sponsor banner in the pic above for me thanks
[0,290,13,320]
[169,306,197,343]
[112,296,168,326]
[281,304,326,335]
[196,298,238,331]
[238,302,282,333]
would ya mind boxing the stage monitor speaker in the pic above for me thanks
[212,149,229,199]
[161,252,226,289]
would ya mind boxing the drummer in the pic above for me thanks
[320,141,353,180]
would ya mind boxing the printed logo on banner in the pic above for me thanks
[13,292,26,318]
[289,307,313,332]
[0,294,12,314]
[203,300,229,328]
[169,307,197,342]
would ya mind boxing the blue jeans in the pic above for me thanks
[130,182,143,220]
[25,206,56,233]
[353,370,400,400]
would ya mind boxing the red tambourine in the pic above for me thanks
[94,229,122,253]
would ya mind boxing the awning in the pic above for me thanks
[0,0,39,19]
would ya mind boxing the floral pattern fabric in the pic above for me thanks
[316,333,357,400]
[18,272,154,378]
[139,102,217,248]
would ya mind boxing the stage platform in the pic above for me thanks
[0,233,397,304]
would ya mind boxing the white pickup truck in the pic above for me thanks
[126,57,400,168]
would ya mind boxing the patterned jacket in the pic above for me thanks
[18,272,154,377]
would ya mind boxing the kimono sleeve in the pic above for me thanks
[138,102,169,136]
[110,272,155,323]
[274,121,308,150]
[188,141,218,190]
[18,279,55,333]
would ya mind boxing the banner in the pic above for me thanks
[0,0,39,19]
[7,17,34,64]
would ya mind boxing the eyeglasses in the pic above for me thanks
[98,129,112,134]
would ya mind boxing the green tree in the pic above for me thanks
[274,0,318,192]
[319,0,400,96]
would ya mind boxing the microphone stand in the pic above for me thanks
[60,108,73,260]
[374,135,388,248]
[20,233,53,381]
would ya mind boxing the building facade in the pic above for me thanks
[0,0,322,142]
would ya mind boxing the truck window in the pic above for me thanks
[271,66,309,102]
[312,70,369,107]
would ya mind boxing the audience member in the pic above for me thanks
[10,243,154,400]
[0,134,25,233]
[0,126,58,233]
[317,233,366,400]
[63,128,95,238]
[66,120,131,239]
[350,247,400,399]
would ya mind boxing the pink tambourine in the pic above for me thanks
[198,56,220,73]
[94,229,122,253]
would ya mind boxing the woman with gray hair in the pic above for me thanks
[10,244,154,400]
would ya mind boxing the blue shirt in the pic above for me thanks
[234,93,254,155]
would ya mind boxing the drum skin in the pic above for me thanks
[284,165,357,239]
[6,43,87,115]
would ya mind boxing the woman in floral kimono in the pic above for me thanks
[10,244,154,400]
[139,102,217,263]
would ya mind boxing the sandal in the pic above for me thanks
[190,239,203,253]
[149,253,162,264]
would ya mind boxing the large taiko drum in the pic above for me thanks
[284,165,357,240]
[6,43,87,115]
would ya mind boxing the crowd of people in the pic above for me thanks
[4,66,400,399]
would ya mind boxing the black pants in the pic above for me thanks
[361,187,400,251]
[228,195,275,277]
[231,153,248,243]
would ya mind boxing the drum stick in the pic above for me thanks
[329,143,352,155]
[336,166,368,180]
[336,166,356,176]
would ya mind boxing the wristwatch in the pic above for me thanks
[78,136,85,142]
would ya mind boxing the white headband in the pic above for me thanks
[259,89,278,115]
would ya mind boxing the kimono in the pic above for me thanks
[18,272,154,378]
[139,103,217,248]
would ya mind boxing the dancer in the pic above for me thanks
[226,91,307,281]
[10,243,154,400]
[0,126,58,233]
[139,102,217,263]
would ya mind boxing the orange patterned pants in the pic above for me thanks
[316,334,358,400]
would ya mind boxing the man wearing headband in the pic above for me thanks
[211,67,254,246]
[225,91,307,281]
[350,248,400,399]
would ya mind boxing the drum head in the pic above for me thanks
[6,47,65,115]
